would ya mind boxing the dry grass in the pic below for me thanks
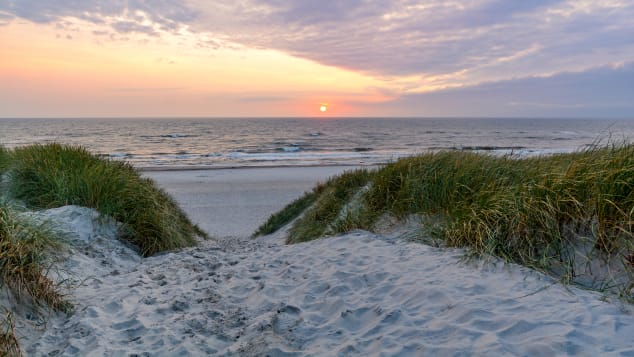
[0,311,20,357]
[0,202,70,356]
[0,204,69,311]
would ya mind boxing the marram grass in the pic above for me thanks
[258,144,634,294]
[254,169,371,243]
[252,189,319,237]
[0,201,69,356]
[0,203,68,312]
[0,146,9,173]
[0,311,20,357]
[4,144,206,257]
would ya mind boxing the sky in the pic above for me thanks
[1,0,633,118]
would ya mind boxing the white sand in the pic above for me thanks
[16,167,634,356]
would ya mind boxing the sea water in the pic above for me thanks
[1,117,633,169]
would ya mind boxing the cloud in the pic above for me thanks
[0,0,197,34]
[375,62,634,117]
[2,0,633,94]
[111,20,157,36]
[138,0,633,106]
[0,15,11,26]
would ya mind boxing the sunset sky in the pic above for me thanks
[1,1,633,118]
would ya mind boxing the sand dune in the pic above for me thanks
[16,167,634,356]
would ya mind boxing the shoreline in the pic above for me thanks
[137,162,381,172]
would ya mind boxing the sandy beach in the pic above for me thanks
[144,166,363,238]
[15,166,634,356]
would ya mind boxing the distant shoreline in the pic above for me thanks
[137,162,382,172]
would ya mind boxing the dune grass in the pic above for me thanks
[252,190,320,237]
[0,201,70,356]
[254,169,371,243]
[287,169,371,243]
[3,144,206,256]
[0,146,9,173]
[260,144,634,294]
[0,203,69,311]
[0,311,20,357]
[2,146,68,355]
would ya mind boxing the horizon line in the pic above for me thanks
[2,116,634,120]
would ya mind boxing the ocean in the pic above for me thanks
[1,117,633,169]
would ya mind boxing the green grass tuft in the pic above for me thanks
[4,144,206,256]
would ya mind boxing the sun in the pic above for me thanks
[320,104,328,112]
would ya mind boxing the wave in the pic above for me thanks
[110,149,399,168]
[160,134,195,138]
[453,146,527,151]
[277,146,301,152]
[139,134,197,139]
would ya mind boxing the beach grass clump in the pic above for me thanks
[0,202,71,356]
[581,145,634,253]
[287,169,371,243]
[4,144,206,256]
[252,190,320,237]
[361,151,535,221]
[0,203,68,311]
[266,144,634,292]
[359,152,579,266]
[254,168,371,242]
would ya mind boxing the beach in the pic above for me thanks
[143,166,363,238]
[13,165,634,356]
